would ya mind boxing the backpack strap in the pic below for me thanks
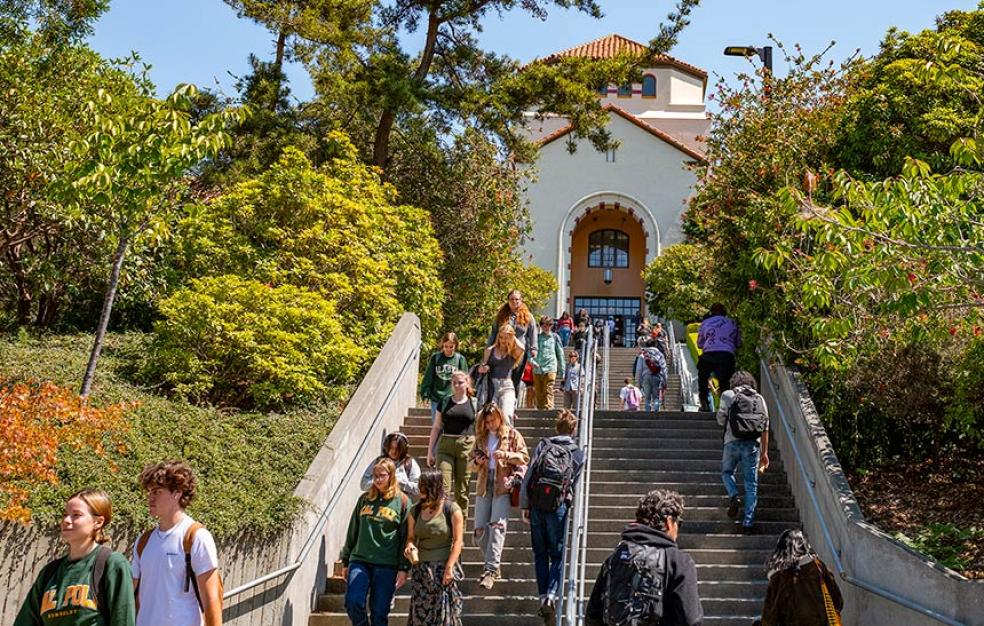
[91,545,112,620]
[183,523,205,612]
[442,499,454,531]
[135,529,153,559]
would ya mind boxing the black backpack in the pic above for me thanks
[728,386,768,440]
[527,438,577,511]
[412,499,455,530]
[601,541,667,626]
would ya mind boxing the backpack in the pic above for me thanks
[727,386,768,441]
[601,541,667,626]
[642,349,662,375]
[136,522,224,615]
[527,438,577,511]
[42,545,112,621]
[625,386,641,410]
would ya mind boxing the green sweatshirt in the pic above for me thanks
[419,351,469,402]
[340,493,411,570]
[15,548,135,626]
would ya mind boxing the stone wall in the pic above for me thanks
[0,313,422,626]
[760,355,984,626]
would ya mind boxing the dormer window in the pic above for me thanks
[617,84,632,97]
[642,75,657,97]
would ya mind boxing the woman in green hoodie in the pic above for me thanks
[15,489,135,626]
[341,457,411,626]
[420,332,469,422]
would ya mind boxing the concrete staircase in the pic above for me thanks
[603,346,683,411]
[311,386,797,625]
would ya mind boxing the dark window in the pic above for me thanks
[642,75,657,97]
[588,229,629,268]
[617,83,632,97]
[572,297,642,346]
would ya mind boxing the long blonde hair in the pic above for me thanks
[367,457,400,501]
[494,324,525,364]
[475,403,510,451]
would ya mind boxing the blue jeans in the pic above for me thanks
[558,327,571,346]
[721,440,760,526]
[345,561,398,626]
[530,502,569,599]
[640,373,662,412]
[429,399,440,422]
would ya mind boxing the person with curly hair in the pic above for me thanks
[585,489,703,626]
[132,461,222,626]
[15,489,135,626]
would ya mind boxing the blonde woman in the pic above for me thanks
[487,290,538,389]
[469,403,529,590]
[478,324,525,424]
[427,371,476,512]
[15,489,135,626]
[341,457,411,626]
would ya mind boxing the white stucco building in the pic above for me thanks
[520,34,709,345]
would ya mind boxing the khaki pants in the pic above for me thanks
[533,372,557,410]
[437,434,474,513]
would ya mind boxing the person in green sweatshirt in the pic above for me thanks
[341,457,411,626]
[420,332,469,422]
[15,489,135,626]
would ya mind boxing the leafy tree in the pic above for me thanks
[53,82,245,397]
[172,140,445,351]
[0,0,108,42]
[643,243,714,323]
[148,275,365,408]
[0,33,137,329]
[0,379,127,522]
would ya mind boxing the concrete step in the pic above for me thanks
[455,545,772,566]
[586,469,787,483]
[310,614,543,626]
[584,526,795,548]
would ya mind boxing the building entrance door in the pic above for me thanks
[573,296,643,347]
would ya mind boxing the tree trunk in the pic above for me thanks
[6,246,32,326]
[80,236,128,398]
[372,10,442,169]
[35,290,59,329]
[275,29,286,72]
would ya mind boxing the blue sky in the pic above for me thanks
[87,1,981,103]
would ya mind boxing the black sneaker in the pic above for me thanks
[727,495,742,520]
[537,597,556,624]
[738,523,755,535]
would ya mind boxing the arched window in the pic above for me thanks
[617,83,632,97]
[588,229,630,268]
[642,75,657,97]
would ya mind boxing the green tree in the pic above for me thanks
[643,243,715,323]
[54,82,244,397]
[172,140,445,351]
[0,0,108,42]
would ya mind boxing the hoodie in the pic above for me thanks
[585,523,703,626]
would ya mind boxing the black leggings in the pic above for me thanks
[697,351,736,410]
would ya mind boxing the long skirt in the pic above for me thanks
[407,561,463,626]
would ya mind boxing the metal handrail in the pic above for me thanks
[558,325,599,626]
[576,326,604,624]
[223,341,421,600]
[759,353,966,626]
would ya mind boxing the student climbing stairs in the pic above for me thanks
[310,412,795,625]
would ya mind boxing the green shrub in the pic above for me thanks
[148,276,365,409]
[643,243,716,324]
[896,523,984,572]
[0,332,346,538]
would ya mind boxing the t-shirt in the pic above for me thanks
[131,515,219,626]
[487,350,516,380]
[414,501,462,563]
[620,385,641,409]
[439,395,476,436]
[15,547,135,626]
[487,432,500,480]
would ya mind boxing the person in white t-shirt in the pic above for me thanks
[131,460,222,626]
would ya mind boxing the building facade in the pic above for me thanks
[520,34,709,345]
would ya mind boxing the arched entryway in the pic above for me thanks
[569,204,648,346]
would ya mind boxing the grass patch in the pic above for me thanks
[1,332,349,540]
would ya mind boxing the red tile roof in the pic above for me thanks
[538,33,707,80]
[536,103,708,162]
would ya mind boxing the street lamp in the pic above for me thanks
[723,45,773,74]
[603,268,613,285]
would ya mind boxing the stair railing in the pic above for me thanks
[600,323,610,409]
[221,340,421,601]
[557,324,600,626]
[759,351,966,626]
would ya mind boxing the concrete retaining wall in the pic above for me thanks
[0,313,422,626]
[760,356,984,626]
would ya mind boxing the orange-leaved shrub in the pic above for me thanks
[0,380,129,522]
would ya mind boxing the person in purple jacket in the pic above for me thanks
[697,303,741,412]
